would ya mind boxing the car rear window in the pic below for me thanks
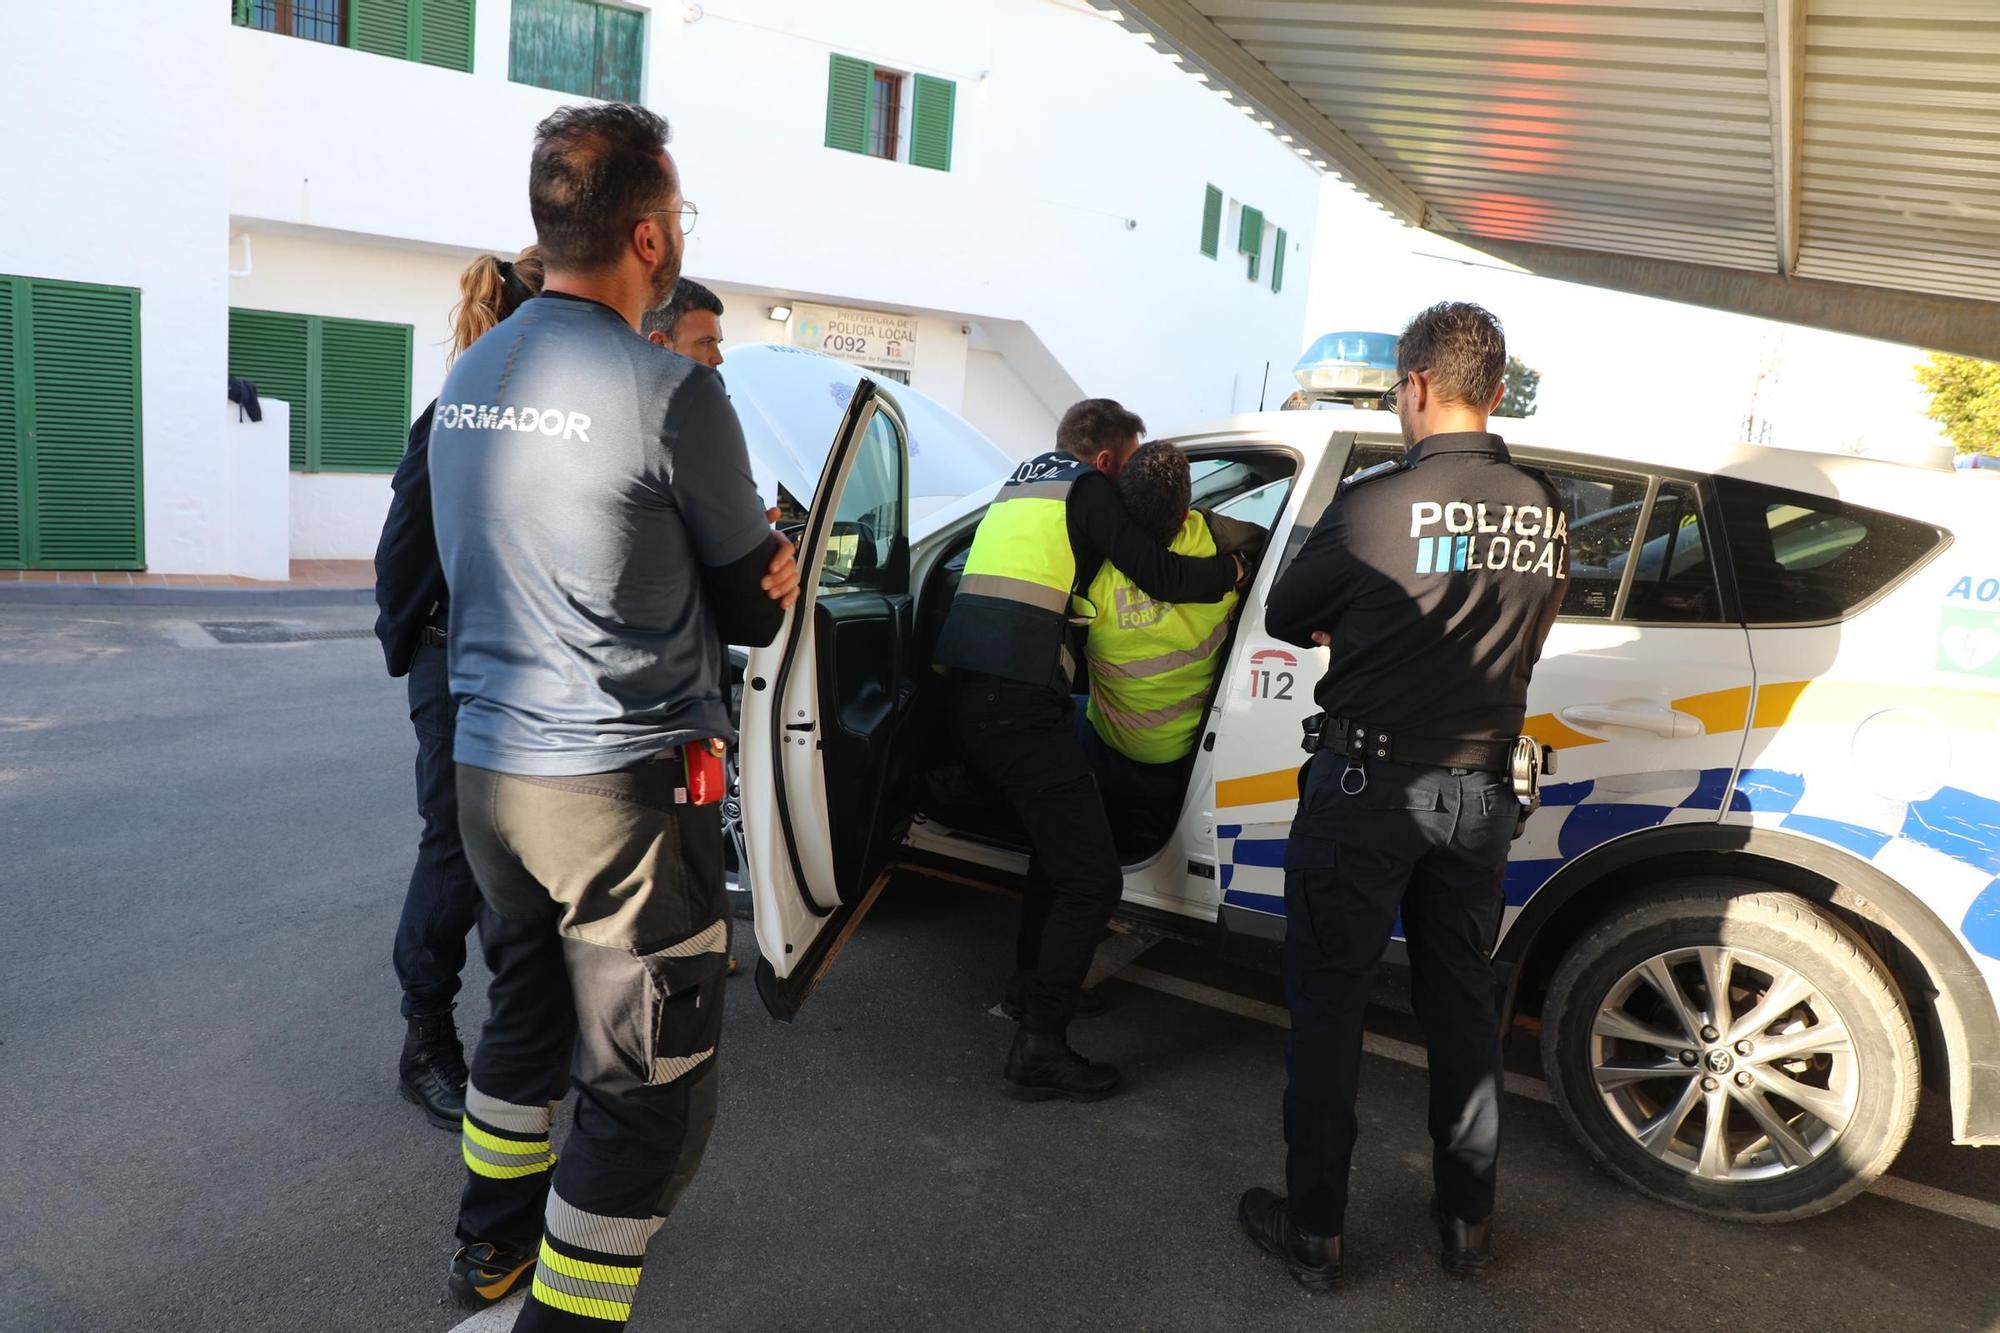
[1714,478,1946,625]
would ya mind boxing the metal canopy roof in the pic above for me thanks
[1107,1,2000,360]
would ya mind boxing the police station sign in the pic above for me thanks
[791,303,918,370]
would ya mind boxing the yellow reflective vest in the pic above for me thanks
[1084,511,1238,764]
[933,451,1095,689]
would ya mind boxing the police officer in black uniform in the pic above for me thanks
[1238,302,1567,1288]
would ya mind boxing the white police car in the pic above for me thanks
[737,377,2000,1222]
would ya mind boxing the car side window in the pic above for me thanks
[1714,478,1945,625]
[820,408,906,594]
[1532,464,1650,620]
[1621,482,1723,623]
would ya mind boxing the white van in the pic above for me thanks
[739,383,2000,1222]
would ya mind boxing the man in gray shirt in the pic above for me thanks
[429,102,798,1328]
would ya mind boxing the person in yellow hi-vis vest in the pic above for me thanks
[934,400,1248,1101]
[1078,443,1266,851]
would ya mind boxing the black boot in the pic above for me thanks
[1001,974,1107,1023]
[1237,1187,1343,1292]
[1002,1029,1120,1102]
[399,1010,467,1131]
[1430,1197,1493,1278]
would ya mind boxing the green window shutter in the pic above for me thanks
[317,318,412,473]
[1272,227,1287,293]
[910,74,956,171]
[229,308,312,469]
[25,280,143,569]
[1239,204,1264,281]
[511,0,594,95]
[826,54,871,154]
[594,1,644,101]
[416,0,475,71]
[1200,185,1222,258]
[0,279,19,566]
[232,0,252,26]
[350,0,413,59]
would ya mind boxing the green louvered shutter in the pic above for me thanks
[231,0,252,26]
[1272,227,1287,293]
[1200,185,1222,258]
[417,0,475,71]
[595,1,644,100]
[0,280,19,566]
[910,74,955,171]
[511,0,594,95]
[826,55,871,153]
[26,281,143,569]
[316,318,411,473]
[229,308,311,469]
[1239,204,1264,280]
[351,0,413,58]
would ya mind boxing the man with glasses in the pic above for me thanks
[1238,302,1567,1289]
[429,102,798,1328]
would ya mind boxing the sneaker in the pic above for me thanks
[448,1240,536,1309]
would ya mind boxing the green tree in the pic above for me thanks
[1916,352,2000,456]
[1499,355,1541,417]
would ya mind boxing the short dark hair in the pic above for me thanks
[1057,398,1146,463]
[1116,442,1191,544]
[642,277,724,341]
[529,103,674,272]
[1396,301,1506,409]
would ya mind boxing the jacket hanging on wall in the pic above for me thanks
[227,376,263,423]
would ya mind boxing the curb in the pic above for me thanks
[0,585,376,608]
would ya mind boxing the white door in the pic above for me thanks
[740,380,916,1020]
[1508,463,1756,939]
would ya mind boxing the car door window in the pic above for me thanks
[820,409,906,594]
[1535,465,1650,619]
[1622,482,1723,623]
[1714,478,1946,625]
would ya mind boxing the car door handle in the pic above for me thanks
[1560,704,1703,739]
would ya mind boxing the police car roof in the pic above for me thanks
[1161,410,1984,533]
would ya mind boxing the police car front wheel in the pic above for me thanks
[1541,883,1919,1222]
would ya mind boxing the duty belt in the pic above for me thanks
[1302,714,1513,774]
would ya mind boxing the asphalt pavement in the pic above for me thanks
[2,604,1997,1333]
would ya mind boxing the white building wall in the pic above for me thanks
[2,2,229,573]
[229,229,475,557]
[6,0,1320,570]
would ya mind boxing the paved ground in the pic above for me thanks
[3,604,1998,1333]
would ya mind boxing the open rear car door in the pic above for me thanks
[740,379,918,1020]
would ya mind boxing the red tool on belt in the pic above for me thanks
[680,738,726,806]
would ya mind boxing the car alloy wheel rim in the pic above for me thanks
[1588,945,1858,1181]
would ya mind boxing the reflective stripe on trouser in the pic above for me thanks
[454,763,730,1328]
[461,1082,557,1180]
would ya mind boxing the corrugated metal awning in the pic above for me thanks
[1106,1,2000,358]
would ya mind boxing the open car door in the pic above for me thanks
[740,378,918,1020]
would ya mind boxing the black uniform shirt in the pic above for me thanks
[1265,432,1567,744]
[372,401,444,678]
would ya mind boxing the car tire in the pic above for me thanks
[1541,880,1918,1222]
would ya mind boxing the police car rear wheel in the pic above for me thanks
[1542,883,1919,1222]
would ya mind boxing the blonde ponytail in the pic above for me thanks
[447,245,545,361]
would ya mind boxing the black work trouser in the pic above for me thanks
[391,642,482,1019]
[951,676,1121,1035]
[455,756,727,1331]
[1281,753,1515,1236]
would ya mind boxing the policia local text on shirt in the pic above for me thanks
[933,399,1246,1102]
[1237,302,1567,1292]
